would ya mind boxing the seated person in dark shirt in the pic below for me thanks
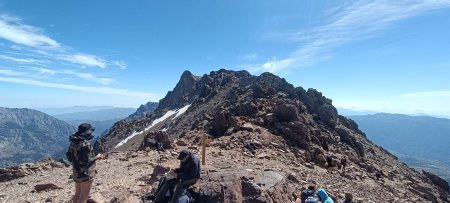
[154,149,201,203]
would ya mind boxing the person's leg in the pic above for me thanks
[169,182,184,203]
[154,177,167,196]
[73,182,81,203]
[78,180,93,203]
[155,179,177,203]
[181,179,198,188]
[170,179,198,203]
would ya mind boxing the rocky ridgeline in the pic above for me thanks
[4,69,447,202]
[128,102,159,119]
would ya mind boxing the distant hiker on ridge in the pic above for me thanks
[66,123,104,203]
[340,156,347,173]
[341,193,355,203]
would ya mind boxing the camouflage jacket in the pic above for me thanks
[67,135,96,179]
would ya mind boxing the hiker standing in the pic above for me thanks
[322,140,329,152]
[317,188,335,203]
[341,193,355,203]
[326,155,333,168]
[66,123,104,203]
[375,171,383,181]
[154,149,201,203]
[340,156,347,172]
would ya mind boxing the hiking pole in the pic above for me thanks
[202,133,206,165]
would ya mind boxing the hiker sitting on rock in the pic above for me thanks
[317,188,335,203]
[66,123,104,203]
[154,149,201,203]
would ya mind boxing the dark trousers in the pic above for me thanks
[170,178,198,203]
[154,177,198,203]
[154,177,177,203]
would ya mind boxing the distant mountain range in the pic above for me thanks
[350,113,450,182]
[53,108,135,121]
[51,107,136,138]
[0,107,74,167]
[46,105,159,137]
[0,104,159,168]
[37,106,118,115]
[337,107,378,116]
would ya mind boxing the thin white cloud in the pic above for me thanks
[32,67,57,75]
[0,15,128,70]
[0,54,44,64]
[250,0,450,73]
[112,60,127,70]
[238,53,258,61]
[99,77,114,84]
[6,67,113,85]
[0,69,27,76]
[0,15,60,49]
[62,70,114,85]
[62,54,106,68]
[0,76,160,99]
[399,90,450,98]
[247,57,294,73]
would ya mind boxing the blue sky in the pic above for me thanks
[0,0,450,117]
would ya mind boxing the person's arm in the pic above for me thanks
[174,167,182,173]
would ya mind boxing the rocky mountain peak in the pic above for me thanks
[157,70,200,111]
[90,69,449,202]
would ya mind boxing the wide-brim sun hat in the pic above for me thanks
[77,123,95,137]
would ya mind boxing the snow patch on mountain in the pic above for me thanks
[114,104,191,148]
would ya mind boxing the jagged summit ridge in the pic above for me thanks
[91,69,450,202]
[157,70,200,111]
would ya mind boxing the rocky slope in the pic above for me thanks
[0,108,75,167]
[2,69,449,202]
[1,144,449,202]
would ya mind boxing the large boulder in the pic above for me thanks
[194,167,298,203]
[273,101,300,122]
[139,131,172,150]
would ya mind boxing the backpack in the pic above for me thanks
[305,196,318,203]
[66,141,78,163]
[66,139,89,164]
